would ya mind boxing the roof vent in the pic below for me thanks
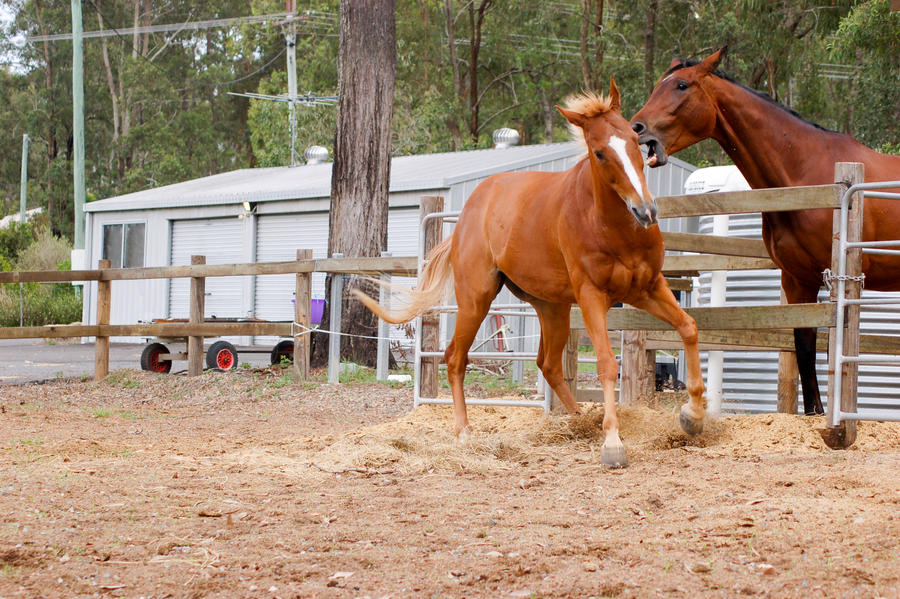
[492,128,520,149]
[304,145,329,165]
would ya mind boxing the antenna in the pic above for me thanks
[228,2,337,166]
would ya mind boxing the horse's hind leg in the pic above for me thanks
[632,276,706,434]
[532,302,581,415]
[445,268,503,438]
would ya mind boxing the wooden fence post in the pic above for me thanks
[188,255,205,376]
[619,330,655,405]
[823,162,864,448]
[93,259,111,381]
[776,290,799,413]
[419,196,444,399]
[293,249,313,381]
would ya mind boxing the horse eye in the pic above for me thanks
[676,80,689,90]
[594,150,605,161]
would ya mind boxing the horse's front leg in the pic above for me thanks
[631,276,706,434]
[574,286,626,467]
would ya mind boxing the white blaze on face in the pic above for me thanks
[609,135,644,202]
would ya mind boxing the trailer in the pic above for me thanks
[138,317,295,373]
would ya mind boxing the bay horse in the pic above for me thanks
[356,79,707,467]
[631,47,900,416]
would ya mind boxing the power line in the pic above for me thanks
[26,10,338,42]
[81,0,289,89]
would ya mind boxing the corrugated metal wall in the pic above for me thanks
[168,218,245,344]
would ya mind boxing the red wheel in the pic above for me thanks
[140,343,172,373]
[206,340,238,371]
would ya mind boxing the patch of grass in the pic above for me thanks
[91,408,112,419]
[340,363,377,384]
[17,436,43,446]
[0,564,19,577]
[106,371,140,389]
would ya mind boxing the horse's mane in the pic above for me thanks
[563,91,614,147]
[563,91,613,118]
[664,59,834,133]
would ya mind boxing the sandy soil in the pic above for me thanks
[1,368,899,599]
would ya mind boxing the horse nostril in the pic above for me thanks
[632,121,645,135]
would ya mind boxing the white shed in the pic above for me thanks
[81,143,696,348]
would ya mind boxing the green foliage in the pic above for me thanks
[829,0,900,148]
[0,224,82,327]
[0,222,36,267]
[0,0,896,226]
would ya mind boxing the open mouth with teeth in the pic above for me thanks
[642,137,668,167]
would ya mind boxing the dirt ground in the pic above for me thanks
[2,367,899,599]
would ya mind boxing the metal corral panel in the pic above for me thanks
[697,212,900,417]
[169,218,245,344]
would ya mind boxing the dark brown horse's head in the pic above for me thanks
[631,47,728,167]
[557,78,657,228]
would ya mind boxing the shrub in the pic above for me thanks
[0,226,82,327]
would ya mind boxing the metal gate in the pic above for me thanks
[829,180,900,426]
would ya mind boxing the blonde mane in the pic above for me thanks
[563,91,613,118]
[563,91,613,146]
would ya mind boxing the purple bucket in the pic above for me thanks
[291,298,326,325]
[310,299,325,325]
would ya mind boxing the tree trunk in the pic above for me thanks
[33,0,58,229]
[466,1,492,144]
[643,0,659,94]
[310,0,396,368]
[580,0,603,90]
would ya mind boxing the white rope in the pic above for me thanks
[291,321,542,343]
[291,322,396,342]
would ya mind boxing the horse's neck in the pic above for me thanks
[710,81,848,188]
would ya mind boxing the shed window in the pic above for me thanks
[102,223,145,268]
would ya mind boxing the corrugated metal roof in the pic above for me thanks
[86,142,588,213]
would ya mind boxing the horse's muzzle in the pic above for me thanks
[630,201,658,228]
[632,122,668,168]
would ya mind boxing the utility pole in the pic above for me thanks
[20,134,29,223]
[286,0,299,165]
[72,0,85,249]
[19,133,29,327]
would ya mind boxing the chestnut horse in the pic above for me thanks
[357,80,707,467]
[631,47,900,416]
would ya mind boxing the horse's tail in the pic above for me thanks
[353,236,453,324]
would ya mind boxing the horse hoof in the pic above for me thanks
[679,406,704,436]
[456,426,472,443]
[601,445,628,468]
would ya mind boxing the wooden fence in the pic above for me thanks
[0,253,416,381]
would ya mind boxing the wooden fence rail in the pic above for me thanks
[0,255,417,381]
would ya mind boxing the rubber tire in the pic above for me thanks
[206,340,238,371]
[140,343,172,373]
[270,339,294,365]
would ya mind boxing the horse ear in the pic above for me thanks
[556,105,584,128]
[608,77,621,112]
[667,57,681,70]
[699,46,727,72]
